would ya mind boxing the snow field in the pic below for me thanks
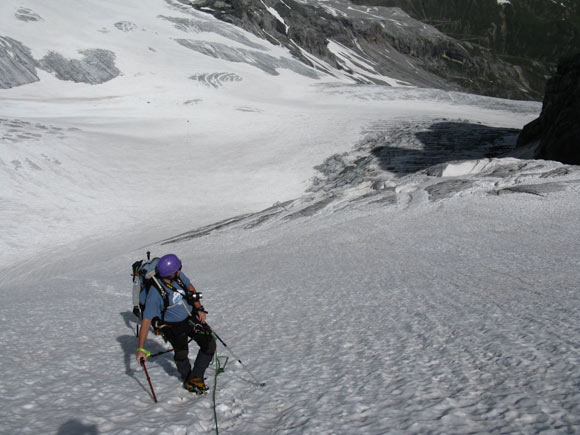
[5,185,578,434]
[1,0,579,433]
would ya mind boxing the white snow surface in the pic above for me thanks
[1,1,580,434]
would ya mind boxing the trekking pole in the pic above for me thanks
[209,326,266,387]
[149,348,173,359]
[149,337,194,359]
[140,360,158,403]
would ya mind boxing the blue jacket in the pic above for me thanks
[142,272,193,323]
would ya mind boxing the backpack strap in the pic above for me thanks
[149,273,195,321]
[158,275,198,320]
[148,273,171,323]
[175,276,188,294]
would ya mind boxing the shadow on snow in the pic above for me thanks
[371,121,521,176]
[117,312,179,395]
[57,420,98,435]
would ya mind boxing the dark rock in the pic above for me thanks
[1,35,121,88]
[186,0,560,99]
[353,0,579,63]
[517,53,580,165]
[39,49,120,84]
[353,0,579,97]
[175,39,318,77]
[0,36,40,88]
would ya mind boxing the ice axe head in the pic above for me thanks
[145,270,156,279]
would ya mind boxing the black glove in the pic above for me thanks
[133,306,140,317]
[188,318,212,335]
[195,305,208,314]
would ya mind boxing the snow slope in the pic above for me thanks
[4,158,580,435]
[1,0,579,434]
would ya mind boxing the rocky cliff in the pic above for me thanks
[354,0,579,97]
[353,0,579,61]
[186,0,541,99]
[517,53,580,165]
[185,0,578,100]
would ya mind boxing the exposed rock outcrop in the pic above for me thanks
[39,49,120,85]
[354,0,579,63]
[0,36,40,88]
[517,53,580,165]
[185,0,551,99]
[354,0,579,96]
[1,34,120,88]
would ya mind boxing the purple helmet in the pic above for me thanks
[157,254,182,278]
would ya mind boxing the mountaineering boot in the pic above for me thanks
[183,377,208,395]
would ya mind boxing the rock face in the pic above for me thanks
[0,36,120,88]
[39,49,120,85]
[189,0,453,89]
[185,0,577,100]
[0,36,40,88]
[353,0,579,97]
[2,6,120,88]
[354,0,579,63]
[516,54,580,165]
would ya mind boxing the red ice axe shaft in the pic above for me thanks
[141,360,158,403]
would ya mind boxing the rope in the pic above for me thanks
[212,354,229,435]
